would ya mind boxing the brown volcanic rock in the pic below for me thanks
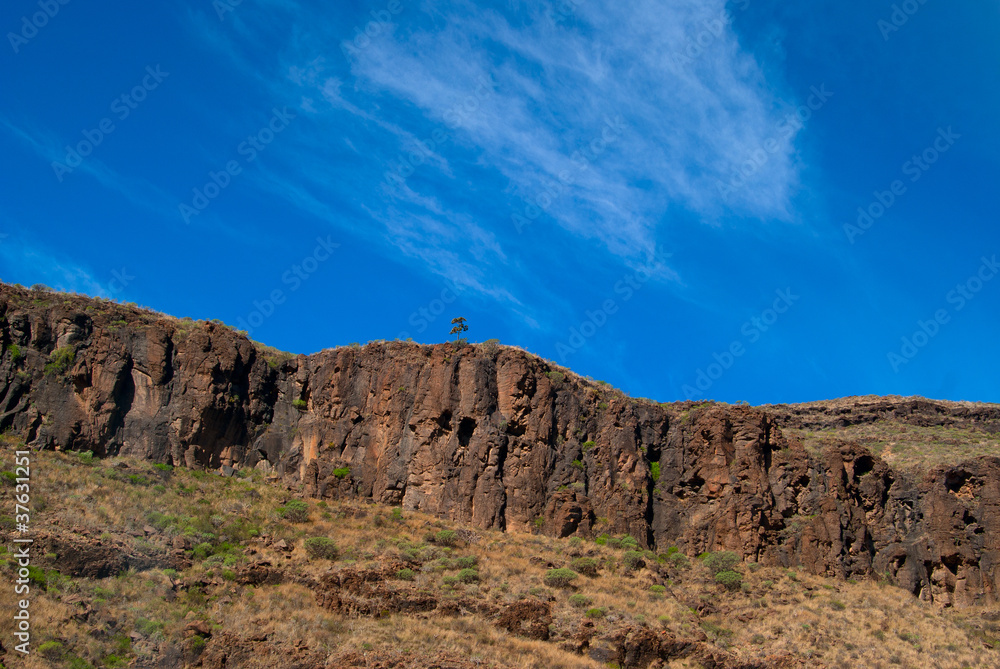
[314,561,439,616]
[2,284,999,606]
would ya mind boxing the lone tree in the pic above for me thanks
[450,317,468,342]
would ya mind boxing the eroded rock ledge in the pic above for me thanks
[1,283,997,606]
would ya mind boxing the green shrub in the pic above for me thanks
[544,568,578,588]
[669,552,690,569]
[595,534,608,546]
[571,459,584,470]
[78,450,95,464]
[569,593,592,608]
[304,537,339,560]
[66,654,94,669]
[545,371,564,383]
[292,399,307,410]
[702,551,740,575]
[649,584,666,595]
[585,607,606,619]
[39,640,64,659]
[279,500,309,522]
[715,570,743,591]
[582,440,596,451]
[571,557,599,577]
[453,555,478,569]
[192,543,213,560]
[136,618,165,638]
[435,530,458,546]
[44,345,75,376]
[153,463,173,472]
[623,551,645,570]
[620,535,639,550]
[457,568,480,583]
[650,461,660,481]
[396,568,415,581]
[332,467,350,479]
[6,343,24,363]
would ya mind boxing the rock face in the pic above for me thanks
[2,283,998,606]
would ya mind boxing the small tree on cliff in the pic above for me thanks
[450,317,468,343]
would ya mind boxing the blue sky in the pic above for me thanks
[1,0,997,404]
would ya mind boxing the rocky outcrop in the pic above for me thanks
[762,395,1000,432]
[2,283,998,607]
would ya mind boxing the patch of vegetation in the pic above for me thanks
[582,440,595,451]
[571,557,599,577]
[304,537,339,560]
[435,529,459,547]
[44,345,76,376]
[332,467,351,479]
[568,593,592,608]
[715,570,743,591]
[623,551,645,570]
[701,551,740,575]
[279,499,309,523]
[544,568,578,588]
[39,640,64,659]
[5,342,24,363]
[292,398,308,410]
[650,461,660,481]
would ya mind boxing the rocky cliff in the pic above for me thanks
[2,283,998,607]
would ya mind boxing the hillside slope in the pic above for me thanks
[4,444,998,669]
[2,283,999,609]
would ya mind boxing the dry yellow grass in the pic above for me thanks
[1,437,998,669]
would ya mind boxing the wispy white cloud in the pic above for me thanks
[182,0,800,321]
[0,235,109,297]
[0,115,179,222]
